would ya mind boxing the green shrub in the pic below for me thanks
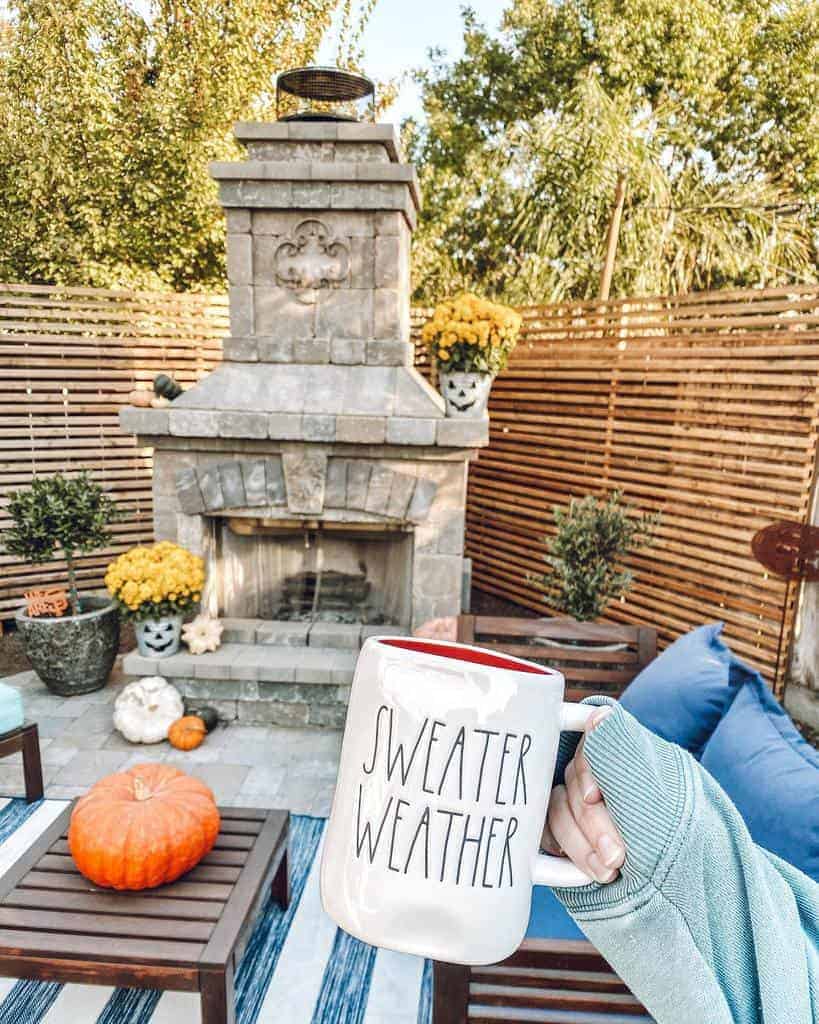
[539,491,660,621]
[2,472,119,615]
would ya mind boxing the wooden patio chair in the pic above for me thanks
[433,614,657,1024]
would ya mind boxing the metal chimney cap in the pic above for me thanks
[277,66,374,104]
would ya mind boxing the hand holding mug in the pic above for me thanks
[542,706,627,884]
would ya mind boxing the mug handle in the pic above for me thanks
[531,702,598,888]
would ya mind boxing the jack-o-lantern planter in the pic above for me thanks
[439,370,494,418]
[421,293,522,420]
[69,763,220,890]
[135,614,183,658]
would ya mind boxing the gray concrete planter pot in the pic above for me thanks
[15,596,120,696]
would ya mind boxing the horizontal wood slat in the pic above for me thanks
[0,282,228,616]
[416,286,819,694]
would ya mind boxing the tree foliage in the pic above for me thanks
[0,0,337,290]
[3,472,120,614]
[539,492,659,622]
[410,0,819,303]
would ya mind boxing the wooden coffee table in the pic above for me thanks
[0,802,289,1024]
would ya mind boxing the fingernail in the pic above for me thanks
[597,834,625,868]
[582,776,601,803]
[590,707,613,730]
[586,852,617,884]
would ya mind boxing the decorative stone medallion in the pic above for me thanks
[274,219,350,303]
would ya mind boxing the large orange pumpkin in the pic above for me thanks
[68,763,220,890]
[168,715,207,751]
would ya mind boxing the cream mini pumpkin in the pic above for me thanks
[113,676,184,744]
[182,614,223,655]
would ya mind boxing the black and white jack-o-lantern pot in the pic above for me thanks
[439,370,493,418]
[135,615,183,658]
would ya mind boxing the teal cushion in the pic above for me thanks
[0,684,24,735]
[527,885,585,940]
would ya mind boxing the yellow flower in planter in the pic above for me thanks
[422,292,522,376]
[105,542,205,622]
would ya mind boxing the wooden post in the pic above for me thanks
[598,172,627,301]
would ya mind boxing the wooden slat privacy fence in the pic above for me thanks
[3,282,819,690]
[414,285,819,691]
[0,283,228,615]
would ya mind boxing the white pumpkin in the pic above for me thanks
[113,676,184,744]
[182,614,223,655]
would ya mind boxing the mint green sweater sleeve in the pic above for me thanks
[552,704,819,1024]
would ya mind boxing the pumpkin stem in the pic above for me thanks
[132,776,152,801]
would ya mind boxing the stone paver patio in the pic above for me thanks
[0,664,340,815]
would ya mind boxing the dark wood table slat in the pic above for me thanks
[49,840,247,868]
[2,889,224,921]
[58,828,258,847]
[0,928,206,966]
[18,871,234,902]
[215,807,268,822]
[0,908,214,942]
[34,854,242,885]
[0,954,200,992]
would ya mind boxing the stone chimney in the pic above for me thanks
[119,121,489,727]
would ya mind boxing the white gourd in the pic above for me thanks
[113,677,184,744]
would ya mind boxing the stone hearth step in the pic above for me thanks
[123,643,358,685]
[121,622,411,730]
[220,618,409,650]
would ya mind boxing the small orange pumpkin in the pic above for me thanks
[68,763,220,890]
[168,715,207,751]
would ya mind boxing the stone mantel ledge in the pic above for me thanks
[209,161,421,210]
[234,121,403,162]
[119,406,488,449]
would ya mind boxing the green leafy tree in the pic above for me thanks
[410,0,819,302]
[538,491,659,621]
[0,0,338,290]
[3,473,120,615]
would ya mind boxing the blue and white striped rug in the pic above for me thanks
[0,799,432,1024]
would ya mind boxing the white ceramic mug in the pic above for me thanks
[321,636,595,965]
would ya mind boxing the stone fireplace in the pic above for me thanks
[120,119,487,727]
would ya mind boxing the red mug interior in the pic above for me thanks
[379,637,553,675]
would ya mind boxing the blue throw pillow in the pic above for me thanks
[527,885,585,941]
[701,669,819,880]
[620,623,739,756]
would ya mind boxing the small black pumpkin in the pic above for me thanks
[195,706,219,733]
[153,373,183,400]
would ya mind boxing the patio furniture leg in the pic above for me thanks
[200,965,235,1024]
[21,725,43,803]
[271,848,290,909]
[432,961,470,1024]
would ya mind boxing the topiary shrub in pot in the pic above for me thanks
[4,472,121,695]
[533,491,660,648]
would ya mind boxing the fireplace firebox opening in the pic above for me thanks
[213,517,413,627]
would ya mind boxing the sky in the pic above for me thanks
[317,0,508,123]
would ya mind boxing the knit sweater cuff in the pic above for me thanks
[554,703,691,914]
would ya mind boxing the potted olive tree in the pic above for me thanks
[535,491,659,640]
[4,472,121,695]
